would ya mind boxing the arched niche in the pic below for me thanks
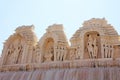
[42,38,54,62]
[4,34,25,65]
[84,31,101,59]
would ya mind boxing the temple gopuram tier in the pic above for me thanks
[0,18,120,80]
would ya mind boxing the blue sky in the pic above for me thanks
[0,0,120,55]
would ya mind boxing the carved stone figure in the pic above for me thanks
[103,44,106,58]
[6,44,15,64]
[36,45,41,63]
[44,53,53,62]
[106,45,114,58]
[76,46,81,59]
[62,46,67,61]
[1,18,120,75]
[44,45,54,62]
[93,38,98,58]
[103,44,114,58]
[56,46,59,61]
[69,49,76,60]
[16,41,23,64]
[59,46,63,61]
[105,44,109,58]
[109,45,113,58]
[56,45,65,61]
[87,35,94,58]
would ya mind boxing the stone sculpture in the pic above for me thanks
[93,38,98,58]
[0,18,120,80]
[1,18,120,65]
[87,35,94,58]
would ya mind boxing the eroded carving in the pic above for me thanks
[103,44,114,58]
[0,18,120,72]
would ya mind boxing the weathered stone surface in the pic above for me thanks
[0,68,120,80]
[0,18,120,80]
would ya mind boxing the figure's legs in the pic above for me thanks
[107,52,110,58]
[91,51,94,59]
[88,52,91,58]
[60,52,63,61]
[56,52,60,61]
[111,50,113,58]
[105,53,107,58]
[94,49,97,58]
[90,52,92,58]
[63,52,66,61]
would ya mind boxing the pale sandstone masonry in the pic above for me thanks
[0,18,120,80]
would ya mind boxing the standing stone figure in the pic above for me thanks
[63,46,67,61]
[60,46,64,61]
[107,45,113,58]
[109,45,113,58]
[56,46,60,61]
[87,35,94,58]
[76,46,81,59]
[70,49,76,60]
[105,44,109,58]
[93,38,98,58]
[36,45,41,63]
[6,44,15,64]
[44,46,54,62]
[103,44,106,58]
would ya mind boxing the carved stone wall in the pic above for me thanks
[84,31,100,59]
[0,18,120,80]
[1,25,38,65]
[38,24,69,62]
[0,18,120,70]
[70,18,120,60]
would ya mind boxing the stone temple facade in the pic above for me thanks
[0,18,120,80]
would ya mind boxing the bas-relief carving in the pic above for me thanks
[4,38,20,64]
[5,44,14,65]
[42,38,54,62]
[14,40,23,64]
[102,44,114,58]
[0,18,120,69]
[84,31,100,59]
[87,35,94,58]
[5,38,24,64]
[69,48,76,60]
[55,44,67,61]
[1,26,38,65]
[87,35,98,59]
[35,44,41,63]
[76,46,81,59]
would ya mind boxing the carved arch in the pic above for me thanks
[79,27,105,59]
[38,33,59,62]
[2,33,27,65]
[84,31,101,59]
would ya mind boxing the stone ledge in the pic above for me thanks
[0,58,120,72]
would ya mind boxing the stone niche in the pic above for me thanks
[84,31,101,59]
[38,24,69,62]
